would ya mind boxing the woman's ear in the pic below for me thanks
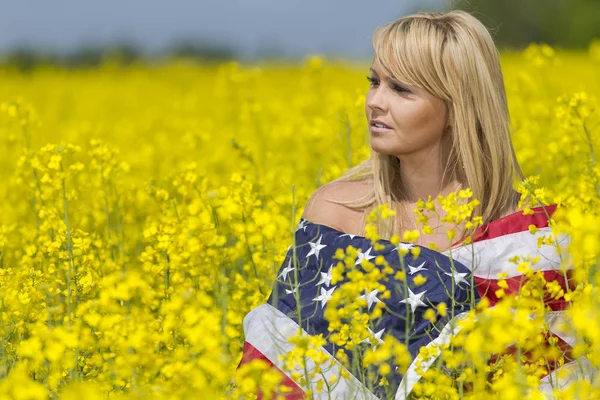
[444,120,453,135]
[445,103,453,133]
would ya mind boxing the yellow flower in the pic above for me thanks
[528,224,539,234]
[403,230,420,243]
[413,274,427,286]
[0,51,598,399]
[411,246,421,259]
[427,242,440,251]
[394,271,406,281]
[437,302,448,317]
[446,229,456,241]
[424,308,437,323]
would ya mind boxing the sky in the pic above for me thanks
[0,0,448,60]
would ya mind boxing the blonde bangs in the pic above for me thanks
[372,19,450,100]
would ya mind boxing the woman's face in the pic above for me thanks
[365,59,449,160]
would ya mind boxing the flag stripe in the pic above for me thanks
[488,332,574,375]
[237,341,305,399]
[243,303,379,400]
[454,204,558,246]
[539,356,596,393]
[395,308,575,399]
[445,226,570,279]
[547,311,577,348]
[474,269,574,310]
[395,312,470,400]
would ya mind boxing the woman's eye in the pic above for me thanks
[366,76,409,93]
[392,84,409,93]
[366,76,378,86]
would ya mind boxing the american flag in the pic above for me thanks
[237,204,591,399]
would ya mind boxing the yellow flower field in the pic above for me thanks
[0,42,599,399]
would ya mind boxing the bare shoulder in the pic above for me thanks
[302,178,373,233]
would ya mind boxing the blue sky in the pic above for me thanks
[0,0,447,60]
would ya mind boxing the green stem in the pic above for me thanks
[101,168,114,261]
[61,161,75,328]
[575,108,600,197]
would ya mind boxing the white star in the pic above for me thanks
[306,234,327,259]
[277,259,295,281]
[400,287,427,313]
[361,327,385,349]
[444,270,470,286]
[355,246,376,265]
[359,289,382,310]
[297,219,309,231]
[285,287,297,295]
[313,286,336,308]
[317,265,334,287]
[340,233,356,239]
[408,261,427,275]
[395,242,414,251]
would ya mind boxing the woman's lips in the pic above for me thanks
[370,124,393,133]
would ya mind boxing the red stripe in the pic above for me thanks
[452,204,559,247]
[449,204,575,381]
[474,269,575,309]
[489,332,574,378]
[237,341,305,399]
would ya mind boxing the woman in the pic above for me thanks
[303,9,524,247]
[236,10,574,400]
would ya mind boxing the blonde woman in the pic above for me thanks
[303,10,525,247]
[237,10,579,400]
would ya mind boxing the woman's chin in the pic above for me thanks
[370,138,393,155]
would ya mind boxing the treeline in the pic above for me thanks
[3,0,599,71]
[0,40,239,71]
[445,0,600,49]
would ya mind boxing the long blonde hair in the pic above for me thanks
[328,10,524,240]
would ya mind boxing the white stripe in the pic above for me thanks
[394,228,586,398]
[243,303,378,400]
[546,311,577,348]
[539,356,597,394]
[395,312,469,400]
[395,310,591,400]
[443,228,571,279]
[543,313,597,394]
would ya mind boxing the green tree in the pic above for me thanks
[445,0,600,49]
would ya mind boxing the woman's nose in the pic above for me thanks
[366,87,387,113]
